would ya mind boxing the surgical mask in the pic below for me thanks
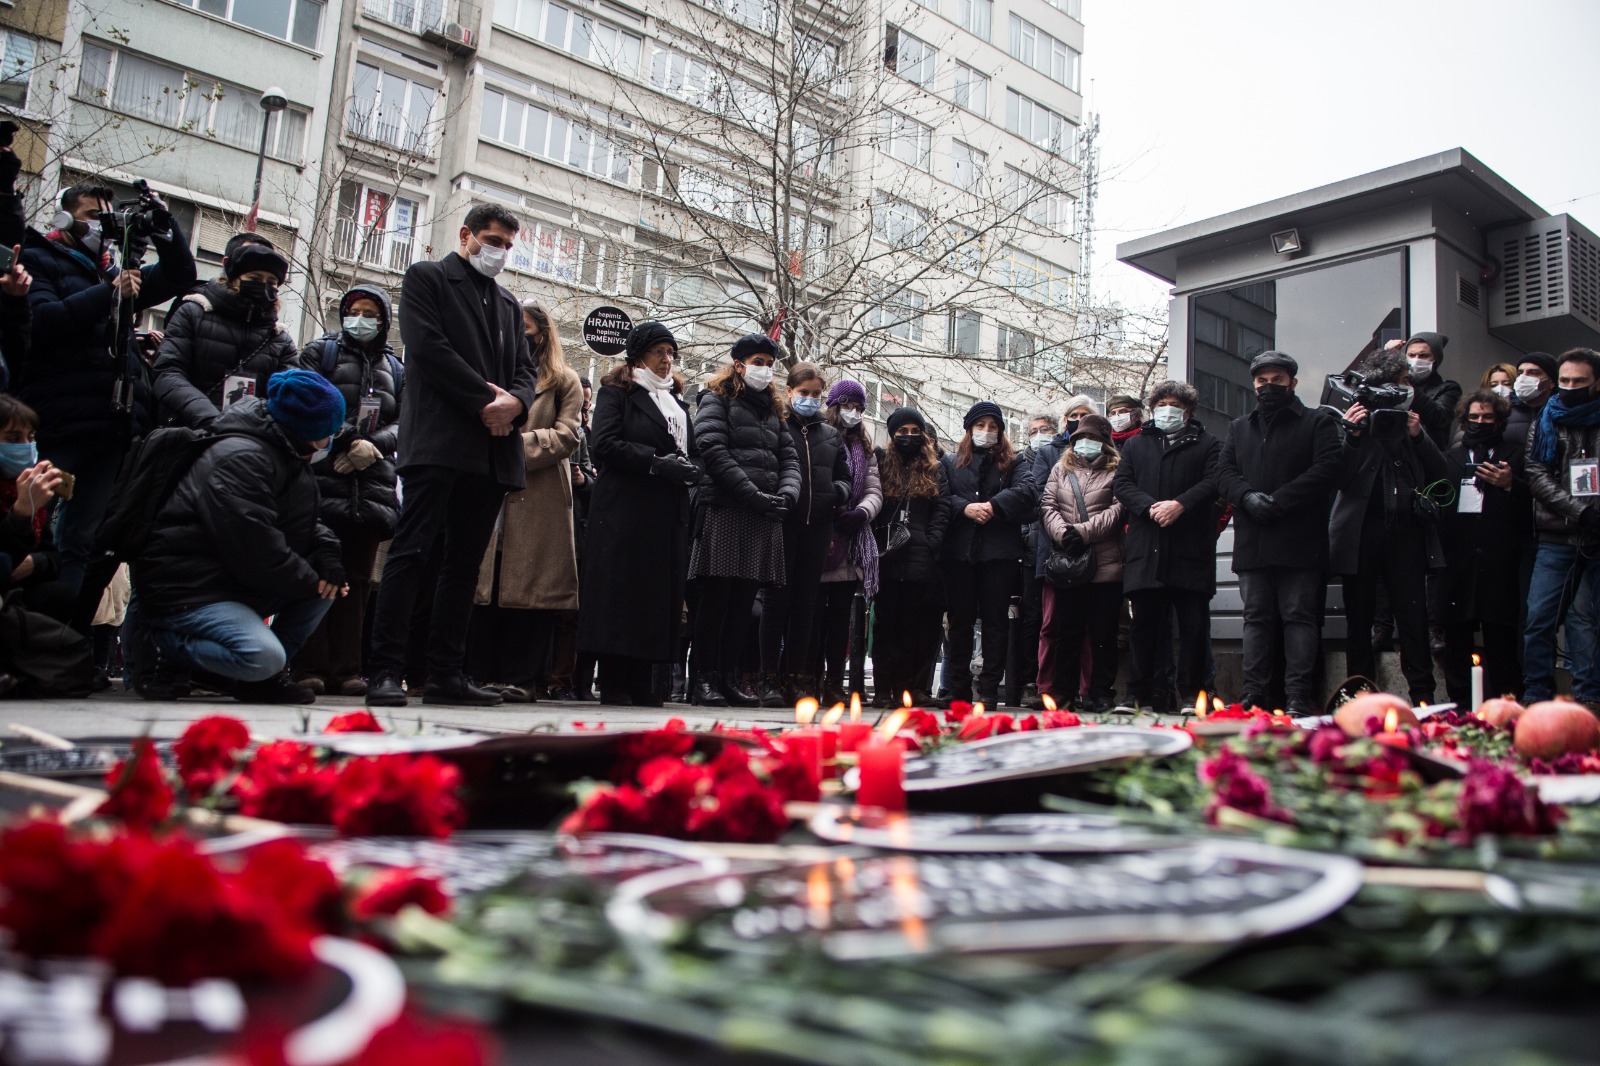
[1407,357,1435,381]
[1152,406,1185,432]
[308,443,331,464]
[1560,386,1593,407]
[1491,383,1513,400]
[1256,382,1291,412]
[742,364,774,390]
[0,441,37,478]
[1514,374,1546,401]
[1029,431,1052,451]
[792,396,822,418]
[839,409,863,428]
[1399,386,1414,410]
[343,315,380,342]
[971,429,997,449]
[892,434,924,457]
[1109,412,1134,433]
[78,219,102,256]
[1072,438,1104,460]
[238,280,278,307]
[468,240,508,278]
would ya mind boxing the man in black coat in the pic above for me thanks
[1112,380,1220,712]
[1215,351,1342,715]
[135,370,348,704]
[366,203,538,709]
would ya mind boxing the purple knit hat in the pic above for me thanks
[827,379,867,408]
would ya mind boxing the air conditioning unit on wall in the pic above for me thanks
[1488,213,1600,352]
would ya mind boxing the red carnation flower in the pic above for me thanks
[560,783,653,835]
[0,819,137,957]
[760,742,821,804]
[901,710,943,737]
[1454,760,1564,842]
[175,716,251,798]
[1040,709,1082,728]
[612,722,696,783]
[237,838,345,935]
[1198,748,1291,825]
[351,867,451,921]
[687,773,788,844]
[944,700,975,724]
[97,738,175,833]
[235,741,338,824]
[325,710,385,734]
[333,756,465,838]
[957,713,1016,741]
[247,1005,497,1066]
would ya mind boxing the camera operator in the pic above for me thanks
[20,180,196,608]
[1328,350,1453,704]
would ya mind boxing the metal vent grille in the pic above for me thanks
[1574,228,1600,324]
[1457,273,1480,312]
[1488,214,1600,351]
[1499,226,1566,318]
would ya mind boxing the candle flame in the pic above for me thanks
[972,702,986,717]
[888,855,929,952]
[822,703,845,726]
[902,690,914,708]
[849,692,863,721]
[1213,696,1225,714]
[1383,708,1399,732]
[878,708,910,739]
[806,864,832,925]
[886,812,913,848]
[1041,693,1058,712]
[795,698,819,727]
[1195,690,1208,719]
[1472,653,1481,667]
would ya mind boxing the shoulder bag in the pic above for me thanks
[1043,471,1095,589]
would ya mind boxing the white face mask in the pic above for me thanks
[468,239,508,278]
[343,315,380,342]
[741,364,774,390]
[78,219,103,255]
[1399,385,1414,410]
[1029,431,1052,451]
[1072,438,1103,459]
[1515,373,1546,401]
[1407,357,1435,381]
[1108,412,1134,433]
[971,429,997,449]
[839,409,863,427]
[1491,383,1513,400]
[308,442,332,464]
[1152,406,1185,432]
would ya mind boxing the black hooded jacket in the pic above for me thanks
[135,398,342,618]
[152,280,299,428]
[297,284,402,535]
[785,413,851,525]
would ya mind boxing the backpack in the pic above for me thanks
[0,601,98,697]
[317,335,405,398]
[92,427,221,564]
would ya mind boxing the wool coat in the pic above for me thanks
[939,449,1035,564]
[1439,434,1528,621]
[1215,397,1343,571]
[475,365,584,610]
[1112,419,1222,594]
[1040,458,1124,584]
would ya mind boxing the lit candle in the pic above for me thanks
[838,721,873,752]
[856,738,905,811]
[1470,654,1484,713]
[849,693,863,721]
[1372,708,1412,749]
[785,729,823,780]
[795,698,820,727]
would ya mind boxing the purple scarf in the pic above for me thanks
[842,438,880,600]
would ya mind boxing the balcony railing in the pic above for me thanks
[345,100,435,159]
[332,217,419,274]
[361,0,480,50]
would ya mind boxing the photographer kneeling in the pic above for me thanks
[1329,350,1452,704]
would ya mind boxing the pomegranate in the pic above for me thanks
[1334,692,1417,738]
[1514,700,1600,760]
[1475,697,1525,729]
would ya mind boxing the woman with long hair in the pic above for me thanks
[688,334,801,707]
[938,401,1034,707]
[816,379,882,703]
[1038,414,1125,711]
[1480,362,1517,403]
[467,299,583,701]
[871,407,949,706]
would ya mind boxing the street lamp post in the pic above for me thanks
[250,86,289,220]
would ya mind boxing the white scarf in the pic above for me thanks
[637,366,687,452]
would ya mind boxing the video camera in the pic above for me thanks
[1321,371,1412,441]
[99,179,169,247]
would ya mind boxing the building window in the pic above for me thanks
[948,309,980,356]
[709,0,778,33]
[1005,88,1075,158]
[0,32,36,109]
[175,0,324,48]
[1000,245,1074,308]
[1007,166,1073,235]
[1192,307,1228,349]
[957,0,992,40]
[348,61,437,155]
[952,62,988,115]
[1007,15,1080,91]
[795,33,845,96]
[883,24,935,88]
[1041,0,1083,19]
[872,195,929,250]
[77,43,308,162]
[493,0,643,75]
[951,141,985,193]
[480,87,632,183]
[333,182,422,272]
[794,124,834,177]
[996,324,1036,375]
[879,110,932,170]
[649,46,714,105]
[510,218,613,288]
[869,286,926,343]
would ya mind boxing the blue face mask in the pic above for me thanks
[792,396,823,418]
[1072,439,1104,460]
[343,315,381,342]
[0,441,37,478]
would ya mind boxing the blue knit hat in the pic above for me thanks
[963,400,1003,429]
[267,368,346,443]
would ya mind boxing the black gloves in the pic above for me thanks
[1058,527,1085,553]
[767,493,790,520]
[1581,506,1600,534]
[835,507,869,534]
[650,454,699,485]
[1241,491,1282,523]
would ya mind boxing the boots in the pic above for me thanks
[756,673,787,708]
[233,671,316,705]
[720,673,759,708]
[669,662,688,703]
[694,671,730,708]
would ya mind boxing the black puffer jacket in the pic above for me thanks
[694,385,801,511]
[298,285,402,535]
[939,449,1035,564]
[152,280,298,429]
[786,414,850,525]
[134,398,341,618]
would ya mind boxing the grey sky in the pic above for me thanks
[1085,0,1600,311]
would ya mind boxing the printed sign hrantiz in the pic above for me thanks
[583,306,633,355]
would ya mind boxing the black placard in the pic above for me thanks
[583,306,633,355]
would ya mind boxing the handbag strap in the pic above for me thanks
[1065,470,1090,526]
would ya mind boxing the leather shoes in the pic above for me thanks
[233,671,316,705]
[756,673,787,708]
[719,674,759,708]
[366,673,408,708]
[694,672,729,708]
[423,676,504,706]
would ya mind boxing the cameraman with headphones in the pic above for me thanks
[20,182,195,618]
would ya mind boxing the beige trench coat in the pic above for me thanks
[474,365,583,609]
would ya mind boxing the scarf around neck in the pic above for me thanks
[1532,391,1600,464]
[841,437,879,600]
[637,366,687,452]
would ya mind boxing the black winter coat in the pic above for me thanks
[1215,397,1342,571]
[1327,425,1454,575]
[875,462,951,585]
[1028,433,1071,574]
[396,253,536,489]
[693,386,801,511]
[939,449,1035,564]
[1506,396,1546,460]
[786,414,850,525]
[152,281,298,428]
[1440,435,1527,621]
[1112,419,1222,594]
[1415,374,1463,450]
[20,223,195,445]
[1526,417,1600,547]
[134,399,341,618]
[299,284,402,536]
[578,369,700,661]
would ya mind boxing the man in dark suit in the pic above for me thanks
[366,203,537,707]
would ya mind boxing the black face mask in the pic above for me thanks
[1064,419,1080,436]
[238,279,278,307]
[1256,382,1291,412]
[1560,386,1594,407]
[1462,422,1502,447]
[893,434,924,458]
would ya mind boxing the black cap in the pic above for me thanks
[1518,350,1558,380]
[1249,350,1297,376]
[886,407,926,435]
[730,333,779,363]
[1406,332,1448,362]
[626,320,676,363]
[226,245,289,282]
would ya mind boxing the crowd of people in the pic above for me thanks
[0,163,1596,716]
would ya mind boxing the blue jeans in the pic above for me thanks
[148,597,333,683]
[1522,542,1600,702]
